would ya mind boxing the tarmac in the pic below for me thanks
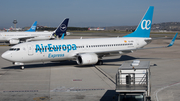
[0,34,179,101]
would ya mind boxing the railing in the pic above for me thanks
[116,70,148,91]
[139,74,147,85]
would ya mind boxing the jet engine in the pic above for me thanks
[76,53,98,65]
[9,39,20,45]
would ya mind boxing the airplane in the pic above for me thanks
[3,21,37,32]
[0,18,69,45]
[4,27,22,31]
[3,27,13,31]
[1,6,178,70]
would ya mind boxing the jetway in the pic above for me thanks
[116,60,151,101]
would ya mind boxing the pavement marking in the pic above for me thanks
[73,79,82,81]
[51,86,105,92]
[3,90,38,93]
[94,65,116,84]
[153,81,180,101]
[70,88,105,91]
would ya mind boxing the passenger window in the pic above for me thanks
[9,48,20,51]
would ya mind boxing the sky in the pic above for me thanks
[0,0,180,28]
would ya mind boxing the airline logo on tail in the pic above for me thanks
[141,20,151,30]
[60,24,67,31]
[25,21,37,32]
[53,18,69,38]
[31,26,36,30]
[123,6,154,38]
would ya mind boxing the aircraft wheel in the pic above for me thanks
[96,60,103,65]
[21,66,24,70]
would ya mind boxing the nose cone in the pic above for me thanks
[1,51,12,61]
[1,53,5,59]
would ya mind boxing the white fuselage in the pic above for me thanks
[0,31,53,42]
[1,37,150,63]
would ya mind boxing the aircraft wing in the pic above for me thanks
[11,36,37,41]
[140,33,178,49]
[119,33,178,51]
[74,33,178,58]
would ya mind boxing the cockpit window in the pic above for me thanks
[9,48,20,51]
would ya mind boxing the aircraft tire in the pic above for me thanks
[21,66,24,70]
[96,60,103,65]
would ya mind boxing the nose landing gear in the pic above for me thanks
[13,62,24,70]
[21,66,24,70]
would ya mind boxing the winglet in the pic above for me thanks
[25,21,37,32]
[61,33,65,40]
[167,33,178,47]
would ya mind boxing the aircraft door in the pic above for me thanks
[27,44,34,55]
[136,39,139,46]
[84,44,89,51]
[135,39,140,48]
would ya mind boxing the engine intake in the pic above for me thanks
[76,53,98,65]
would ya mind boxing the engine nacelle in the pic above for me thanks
[76,53,98,65]
[9,39,20,45]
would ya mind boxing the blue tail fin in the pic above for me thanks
[124,6,154,38]
[53,18,69,38]
[25,21,37,32]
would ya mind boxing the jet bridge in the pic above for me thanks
[116,60,151,101]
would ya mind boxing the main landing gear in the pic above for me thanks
[96,60,103,65]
